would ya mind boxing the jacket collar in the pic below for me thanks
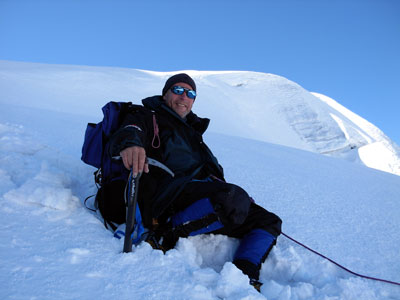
[142,96,210,134]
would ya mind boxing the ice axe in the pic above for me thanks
[122,157,174,253]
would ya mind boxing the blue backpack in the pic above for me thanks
[81,101,146,243]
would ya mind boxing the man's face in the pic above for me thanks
[163,82,195,118]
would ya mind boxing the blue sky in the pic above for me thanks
[1,0,399,145]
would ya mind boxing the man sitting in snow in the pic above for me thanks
[107,73,282,290]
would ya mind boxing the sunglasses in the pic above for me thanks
[171,85,197,99]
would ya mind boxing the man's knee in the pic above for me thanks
[248,203,282,237]
[212,183,251,225]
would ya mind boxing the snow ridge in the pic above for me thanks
[1,60,399,175]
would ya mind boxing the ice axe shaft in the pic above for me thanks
[123,171,141,253]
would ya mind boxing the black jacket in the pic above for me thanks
[108,96,224,226]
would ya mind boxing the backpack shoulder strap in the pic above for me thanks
[118,103,160,150]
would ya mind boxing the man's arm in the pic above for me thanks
[108,109,152,176]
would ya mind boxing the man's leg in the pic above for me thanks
[160,180,282,281]
[214,203,282,281]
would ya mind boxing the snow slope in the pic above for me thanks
[1,60,399,176]
[1,61,400,299]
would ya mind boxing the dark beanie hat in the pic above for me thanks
[162,73,196,96]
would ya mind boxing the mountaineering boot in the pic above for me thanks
[249,278,262,292]
[145,230,166,252]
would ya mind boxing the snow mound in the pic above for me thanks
[0,123,79,211]
[4,164,79,211]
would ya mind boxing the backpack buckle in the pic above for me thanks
[94,168,102,187]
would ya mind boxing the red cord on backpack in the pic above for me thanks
[152,114,160,149]
[281,232,400,287]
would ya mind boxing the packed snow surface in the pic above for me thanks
[1,61,399,299]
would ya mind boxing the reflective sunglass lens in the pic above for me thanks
[187,90,196,99]
[172,86,184,95]
[171,86,196,99]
